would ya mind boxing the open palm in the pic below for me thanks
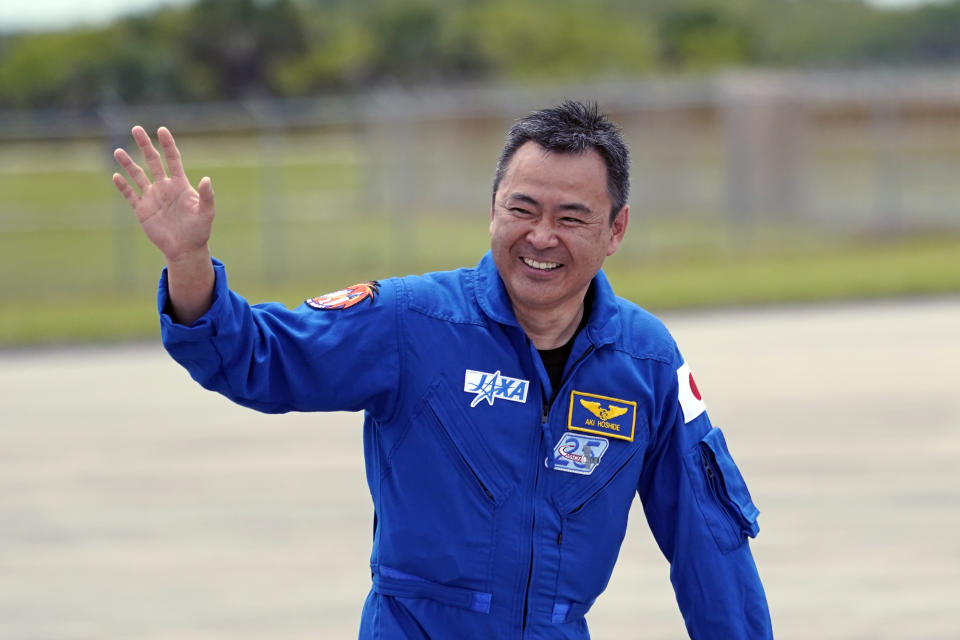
[113,126,215,262]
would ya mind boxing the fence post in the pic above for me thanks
[872,95,903,237]
[247,99,286,282]
[98,104,137,294]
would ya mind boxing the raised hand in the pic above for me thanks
[113,126,216,325]
[113,126,215,263]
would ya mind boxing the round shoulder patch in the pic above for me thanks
[305,281,380,310]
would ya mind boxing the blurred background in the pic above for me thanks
[1,0,958,344]
[1,2,959,639]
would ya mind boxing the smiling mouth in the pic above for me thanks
[522,257,562,271]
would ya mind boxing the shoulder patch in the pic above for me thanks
[676,361,706,423]
[306,281,380,310]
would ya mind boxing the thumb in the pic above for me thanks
[197,177,215,216]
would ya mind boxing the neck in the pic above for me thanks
[513,298,585,350]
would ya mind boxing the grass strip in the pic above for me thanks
[2,235,957,347]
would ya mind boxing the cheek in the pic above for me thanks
[491,219,521,246]
[489,223,513,258]
[566,231,599,253]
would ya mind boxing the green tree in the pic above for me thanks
[0,25,182,108]
[455,0,658,81]
[2,0,959,108]
[854,1,960,64]
[658,4,753,71]
[181,0,309,98]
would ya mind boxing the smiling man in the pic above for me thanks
[113,101,772,639]
[490,138,627,350]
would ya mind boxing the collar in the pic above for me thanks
[472,251,621,348]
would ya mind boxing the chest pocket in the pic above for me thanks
[379,377,512,588]
[551,438,641,515]
[549,426,647,608]
[426,378,512,506]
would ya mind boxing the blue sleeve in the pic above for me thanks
[158,259,401,420]
[637,353,773,639]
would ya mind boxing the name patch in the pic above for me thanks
[464,369,529,407]
[551,433,610,475]
[568,391,637,442]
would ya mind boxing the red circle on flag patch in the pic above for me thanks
[689,373,702,401]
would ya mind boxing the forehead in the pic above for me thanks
[498,142,610,206]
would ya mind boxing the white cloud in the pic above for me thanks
[0,0,194,33]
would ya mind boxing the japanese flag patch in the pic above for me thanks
[676,362,706,423]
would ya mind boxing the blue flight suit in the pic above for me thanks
[159,252,772,639]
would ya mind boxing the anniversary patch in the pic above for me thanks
[551,432,610,475]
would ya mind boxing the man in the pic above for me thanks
[113,101,772,639]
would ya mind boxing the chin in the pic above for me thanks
[512,285,562,308]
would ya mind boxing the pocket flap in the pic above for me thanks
[373,565,492,614]
[700,428,760,527]
[684,428,760,552]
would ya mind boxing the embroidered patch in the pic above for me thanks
[551,433,610,475]
[306,281,380,310]
[568,391,637,442]
[676,362,706,423]
[463,369,529,407]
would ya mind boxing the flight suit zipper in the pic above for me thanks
[521,345,595,633]
[520,402,548,631]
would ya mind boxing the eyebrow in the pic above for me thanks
[558,202,593,215]
[506,192,593,215]
[506,192,540,208]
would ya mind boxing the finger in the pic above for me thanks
[132,125,166,182]
[114,147,151,192]
[197,176,216,217]
[157,126,187,179]
[112,172,141,209]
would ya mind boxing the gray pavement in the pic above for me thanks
[1,297,958,639]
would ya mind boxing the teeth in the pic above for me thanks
[523,258,560,270]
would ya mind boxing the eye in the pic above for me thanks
[510,207,533,216]
[561,216,586,225]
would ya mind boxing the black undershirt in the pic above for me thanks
[536,288,592,393]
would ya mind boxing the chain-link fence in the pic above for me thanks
[2,71,959,299]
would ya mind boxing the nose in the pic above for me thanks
[525,216,558,249]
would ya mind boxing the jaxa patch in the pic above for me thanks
[568,391,636,442]
[306,281,380,310]
[464,369,529,407]
[551,433,610,475]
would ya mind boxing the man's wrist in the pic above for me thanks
[165,246,215,325]
[165,245,212,270]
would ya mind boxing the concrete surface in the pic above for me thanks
[1,297,958,639]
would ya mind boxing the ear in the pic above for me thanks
[606,205,629,256]
[489,201,496,235]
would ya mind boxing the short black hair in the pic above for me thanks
[492,100,630,223]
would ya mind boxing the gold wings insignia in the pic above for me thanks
[580,400,603,417]
[604,405,629,420]
[579,399,628,421]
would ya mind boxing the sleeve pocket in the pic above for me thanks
[684,428,760,553]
